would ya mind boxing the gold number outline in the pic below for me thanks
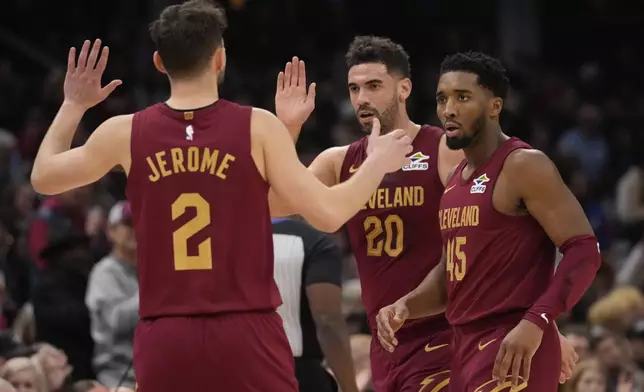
[171,193,213,271]
[364,215,404,257]
[446,236,467,281]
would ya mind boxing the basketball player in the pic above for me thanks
[376,52,600,391]
[271,36,463,392]
[29,2,414,391]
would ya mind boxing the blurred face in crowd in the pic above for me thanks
[4,366,38,392]
[575,366,606,392]
[108,222,137,262]
[566,333,591,361]
[596,335,625,369]
[348,63,410,134]
[436,71,501,150]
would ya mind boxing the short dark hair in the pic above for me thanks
[345,36,411,78]
[149,0,227,78]
[440,51,510,99]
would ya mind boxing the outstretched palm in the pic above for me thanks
[64,39,122,110]
[275,56,316,128]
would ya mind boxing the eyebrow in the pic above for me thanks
[436,88,473,96]
[348,79,383,87]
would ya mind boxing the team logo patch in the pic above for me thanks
[470,173,490,194]
[402,152,430,171]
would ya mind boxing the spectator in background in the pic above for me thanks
[85,202,137,390]
[563,358,606,392]
[616,154,644,244]
[0,356,47,392]
[27,188,91,270]
[561,324,592,362]
[0,377,16,392]
[272,218,358,392]
[558,103,608,184]
[31,236,94,382]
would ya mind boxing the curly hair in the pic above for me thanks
[440,51,509,99]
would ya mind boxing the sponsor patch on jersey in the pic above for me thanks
[470,173,490,194]
[402,152,430,171]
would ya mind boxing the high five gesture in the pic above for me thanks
[64,39,122,109]
[275,57,316,138]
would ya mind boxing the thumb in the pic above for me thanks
[370,117,381,138]
[101,79,122,96]
[393,305,407,322]
[307,82,316,102]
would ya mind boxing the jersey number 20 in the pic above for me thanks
[172,193,212,271]
[364,215,403,257]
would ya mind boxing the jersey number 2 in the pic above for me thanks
[172,193,212,271]
[364,215,403,257]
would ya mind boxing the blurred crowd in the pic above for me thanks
[1,0,644,391]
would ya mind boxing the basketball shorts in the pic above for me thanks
[450,312,561,392]
[133,311,298,392]
[371,321,452,392]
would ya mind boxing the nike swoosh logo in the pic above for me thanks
[478,339,497,351]
[541,313,549,324]
[424,343,448,353]
[349,165,359,173]
[444,184,456,194]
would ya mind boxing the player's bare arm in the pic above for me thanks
[268,145,347,218]
[492,149,601,388]
[307,283,359,392]
[253,109,412,232]
[375,254,447,352]
[275,56,316,141]
[437,134,465,186]
[31,39,130,195]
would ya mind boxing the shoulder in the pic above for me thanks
[89,256,119,279]
[95,114,134,141]
[504,148,561,191]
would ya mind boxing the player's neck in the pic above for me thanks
[463,126,509,169]
[167,77,220,110]
[394,114,421,140]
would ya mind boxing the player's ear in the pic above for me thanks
[490,97,503,118]
[399,78,412,102]
[213,46,226,74]
[153,51,167,75]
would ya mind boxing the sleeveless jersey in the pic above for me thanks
[439,137,557,326]
[339,125,449,333]
[126,100,280,319]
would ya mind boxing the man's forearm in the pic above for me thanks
[315,315,359,392]
[33,103,85,171]
[403,259,447,319]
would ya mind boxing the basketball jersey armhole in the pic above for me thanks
[487,144,534,220]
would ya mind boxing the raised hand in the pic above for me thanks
[376,300,410,352]
[64,39,122,110]
[275,56,316,129]
[367,118,413,173]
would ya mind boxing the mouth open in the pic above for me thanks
[358,110,376,123]
[444,122,462,138]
